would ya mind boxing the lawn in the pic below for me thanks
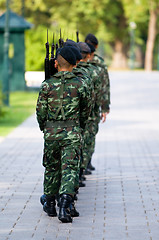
[0,91,39,137]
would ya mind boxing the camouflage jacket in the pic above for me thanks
[36,71,90,140]
[72,66,93,113]
[76,61,99,120]
[87,61,102,118]
[93,53,110,112]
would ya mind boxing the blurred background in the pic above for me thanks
[0,0,159,137]
[1,0,159,72]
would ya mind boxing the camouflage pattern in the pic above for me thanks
[36,71,90,196]
[72,66,94,176]
[76,61,99,120]
[79,55,111,168]
[76,61,100,169]
[43,139,81,196]
[93,53,111,112]
[72,66,93,106]
[36,71,90,135]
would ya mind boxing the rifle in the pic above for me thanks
[44,29,50,80]
[49,33,58,76]
[59,28,64,48]
[56,43,58,52]
[76,30,79,43]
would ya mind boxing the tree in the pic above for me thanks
[145,0,159,71]
[122,0,159,70]
[1,0,157,70]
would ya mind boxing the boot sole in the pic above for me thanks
[43,207,57,217]
[58,217,72,223]
[70,212,79,217]
[48,213,57,217]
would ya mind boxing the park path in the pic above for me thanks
[0,71,159,240]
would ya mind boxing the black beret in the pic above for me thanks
[85,33,98,46]
[59,46,76,65]
[86,43,95,53]
[55,47,61,59]
[70,46,82,60]
[64,39,80,50]
[77,42,91,53]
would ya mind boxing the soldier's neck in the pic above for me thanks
[58,66,74,72]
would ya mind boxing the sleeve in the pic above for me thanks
[100,64,111,112]
[36,82,48,131]
[79,82,91,129]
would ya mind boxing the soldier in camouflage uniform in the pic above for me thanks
[64,42,93,187]
[76,42,101,177]
[36,47,90,223]
[71,44,94,185]
[85,33,110,119]
[85,33,111,171]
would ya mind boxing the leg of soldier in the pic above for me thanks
[81,127,92,171]
[58,141,81,223]
[87,120,99,170]
[59,143,80,196]
[43,140,61,196]
[42,140,61,217]
[74,148,83,190]
[79,147,86,187]
[81,120,95,174]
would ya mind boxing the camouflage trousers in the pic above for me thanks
[81,119,99,169]
[43,139,81,197]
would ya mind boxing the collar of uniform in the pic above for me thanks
[93,53,104,63]
[73,67,83,73]
[77,61,88,67]
[54,71,75,79]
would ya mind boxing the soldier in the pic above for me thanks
[64,42,92,187]
[64,40,94,185]
[85,33,111,171]
[70,44,94,185]
[76,42,100,177]
[36,46,90,223]
[85,33,110,120]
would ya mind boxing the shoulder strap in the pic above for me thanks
[54,73,66,120]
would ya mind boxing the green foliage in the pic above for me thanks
[0,91,38,136]
[0,0,159,69]
[0,83,5,118]
[25,26,47,71]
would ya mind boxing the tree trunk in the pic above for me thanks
[144,7,159,71]
[111,40,128,69]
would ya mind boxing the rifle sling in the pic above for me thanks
[54,74,66,120]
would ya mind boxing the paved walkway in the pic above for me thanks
[0,71,159,240]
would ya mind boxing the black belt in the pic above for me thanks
[45,119,80,128]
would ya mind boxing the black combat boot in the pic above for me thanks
[79,168,86,187]
[69,199,79,217]
[58,194,73,223]
[40,194,46,205]
[79,180,86,187]
[43,195,57,217]
[74,193,78,201]
[84,168,92,175]
[87,162,95,171]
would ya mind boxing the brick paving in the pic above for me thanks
[0,71,159,240]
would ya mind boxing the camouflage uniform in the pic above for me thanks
[36,71,90,197]
[84,54,110,167]
[93,53,110,113]
[76,61,100,169]
[82,54,110,166]
[72,66,93,184]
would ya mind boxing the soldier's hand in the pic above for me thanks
[100,112,109,123]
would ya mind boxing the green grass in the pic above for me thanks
[0,91,38,137]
